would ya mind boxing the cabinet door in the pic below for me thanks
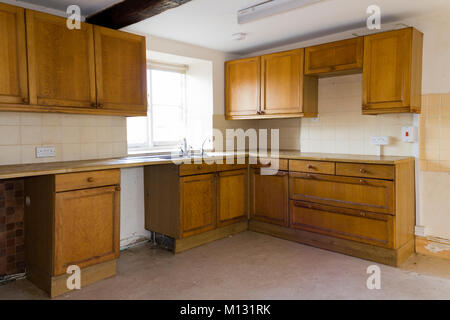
[94,26,147,115]
[225,56,261,118]
[261,49,304,115]
[363,28,422,114]
[217,169,248,227]
[26,10,96,108]
[305,37,363,75]
[0,4,28,105]
[180,174,216,238]
[54,186,120,276]
[250,169,289,227]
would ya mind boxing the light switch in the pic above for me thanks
[401,126,417,143]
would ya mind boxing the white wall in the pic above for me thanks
[120,167,151,247]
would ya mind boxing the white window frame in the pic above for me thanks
[128,61,188,152]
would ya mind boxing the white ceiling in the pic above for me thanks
[6,0,123,16]
[127,0,450,54]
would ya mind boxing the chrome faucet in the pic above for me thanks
[201,137,211,156]
[179,138,192,156]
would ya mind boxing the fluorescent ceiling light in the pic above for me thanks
[238,0,324,24]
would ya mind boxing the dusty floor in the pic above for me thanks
[1,231,450,300]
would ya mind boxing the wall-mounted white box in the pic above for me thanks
[36,146,56,158]
[401,126,417,143]
[370,136,389,145]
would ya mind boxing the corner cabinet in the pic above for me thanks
[362,28,423,114]
[0,3,28,105]
[225,49,318,120]
[0,3,147,116]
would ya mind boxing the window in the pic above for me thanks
[127,62,187,151]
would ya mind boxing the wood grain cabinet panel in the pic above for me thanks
[261,49,304,115]
[289,160,335,175]
[336,163,395,180]
[225,56,261,118]
[290,201,393,248]
[289,172,394,214]
[94,26,147,114]
[54,185,120,275]
[217,169,248,227]
[180,173,217,238]
[305,37,363,76]
[26,10,96,108]
[363,28,423,114]
[250,169,289,227]
[0,3,28,105]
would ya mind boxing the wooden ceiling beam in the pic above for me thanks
[86,0,192,29]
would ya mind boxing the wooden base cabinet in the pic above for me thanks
[145,163,248,252]
[250,168,289,227]
[24,170,120,297]
[249,157,416,266]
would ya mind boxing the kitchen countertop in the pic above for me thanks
[0,151,413,180]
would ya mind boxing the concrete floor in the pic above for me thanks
[1,231,450,299]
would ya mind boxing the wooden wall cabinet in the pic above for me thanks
[26,11,97,108]
[305,37,363,76]
[0,3,147,116]
[0,3,28,105]
[144,163,248,253]
[225,50,318,119]
[261,49,317,117]
[94,26,147,114]
[363,27,423,114]
[25,169,120,297]
[225,57,261,118]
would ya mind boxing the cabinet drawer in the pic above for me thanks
[179,163,217,176]
[289,173,394,214]
[217,163,248,172]
[250,158,288,171]
[55,169,120,192]
[336,163,394,180]
[290,200,393,248]
[289,160,335,175]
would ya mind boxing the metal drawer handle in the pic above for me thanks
[360,168,367,174]
[359,179,366,184]
[359,211,366,217]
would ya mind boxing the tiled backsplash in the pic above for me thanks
[300,74,415,156]
[419,93,450,172]
[0,179,25,278]
[0,113,128,165]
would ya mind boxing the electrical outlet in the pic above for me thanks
[370,136,389,145]
[36,146,56,158]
